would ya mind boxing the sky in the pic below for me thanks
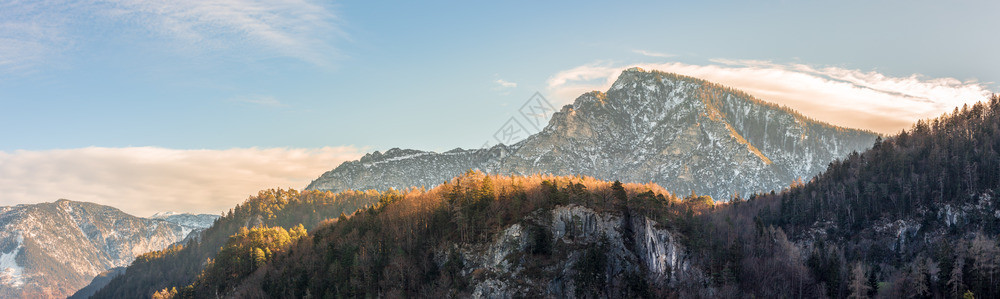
[0,0,997,216]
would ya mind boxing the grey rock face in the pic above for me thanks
[0,200,206,298]
[307,68,877,200]
[442,204,702,298]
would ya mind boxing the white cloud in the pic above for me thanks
[0,3,69,72]
[545,63,623,104]
[0,146,366,216]
[547,60,994,134]
[0,0,343,72]
[546,63,620,91]
[495,79,517,88]
[100,0,344,65]
[230,95,286,107]
[633,49,675,58]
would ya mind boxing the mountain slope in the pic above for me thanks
[90,189,379,299]
[66,212,218,299]
[149,212,219,240]
[306,68,877,200]
[0,200,208,298]
[691,95,1000,298]
[67,267,125,299]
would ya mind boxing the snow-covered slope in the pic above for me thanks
[0,200,210,298]
[149,212,219,240]
[306,68,877,199]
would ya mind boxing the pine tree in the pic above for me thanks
[949,258,966,298]
[252,247,267,268]
[611,180,627,208]
[848,262,871,299]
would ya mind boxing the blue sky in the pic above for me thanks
[1,0,998,214]
[3,0,997,152]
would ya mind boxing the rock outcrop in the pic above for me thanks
[442,204,703,298]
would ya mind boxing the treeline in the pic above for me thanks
[776,95,1000,235]
[92,189,380,299]
[154,172,711,298]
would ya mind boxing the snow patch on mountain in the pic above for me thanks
[149,212,218,229]
[150,212,220,241]
[0,235,24,288]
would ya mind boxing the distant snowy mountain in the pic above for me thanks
[0,200,216,298]
[306,68,878,199]
[149,211,219,239]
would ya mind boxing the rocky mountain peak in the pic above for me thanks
[306,69,878,200]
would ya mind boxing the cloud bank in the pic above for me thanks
[547,60,994,134]
[0,146,365,216]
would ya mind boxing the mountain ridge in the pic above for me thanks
[306,68,878,199]
[0,199,218,298]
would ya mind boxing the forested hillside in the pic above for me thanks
[695,95,1000,298]
[148,172,709,298]
[91,189,379,298]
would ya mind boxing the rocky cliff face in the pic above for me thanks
[307,68,877,200]
[0,200,217,298]
[442,204,703,298]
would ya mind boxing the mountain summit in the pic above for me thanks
[307,68,877,199]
